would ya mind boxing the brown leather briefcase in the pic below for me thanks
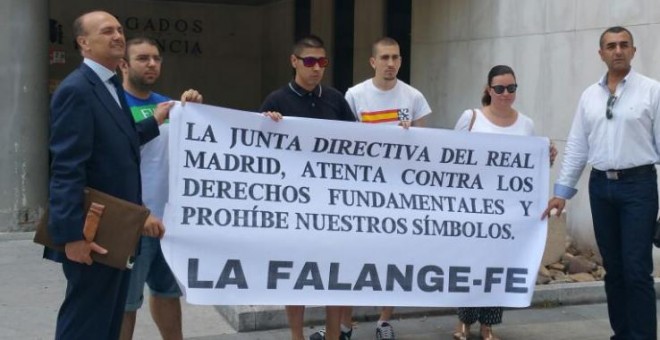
[34,187,150,270]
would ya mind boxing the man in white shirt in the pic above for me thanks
[345,37,431,130]
[343,37,432,340]
[543,26,660,340]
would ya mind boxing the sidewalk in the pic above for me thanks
[204,302,636,340]
[2,232,659,339]
[0,232,235,340]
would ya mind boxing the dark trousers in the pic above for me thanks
[55,259,131,340]
[589,167,657,340]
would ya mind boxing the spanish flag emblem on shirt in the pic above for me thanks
[360,109,400,123]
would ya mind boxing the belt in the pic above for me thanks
[591,164,655,180]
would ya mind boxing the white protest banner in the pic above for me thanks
[161,103,549,307]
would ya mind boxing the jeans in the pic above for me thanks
[589,166,657,340]
[125,236,182,311]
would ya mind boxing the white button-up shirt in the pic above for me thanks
[83,58,122,107]
[554,69,660,199]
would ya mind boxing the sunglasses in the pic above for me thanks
[295,55,329,68]
[606,94,617,120]
[490,84,518,94]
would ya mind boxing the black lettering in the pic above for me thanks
[353,264,382,291]
[328,263,352,290]
[192,19,203,33]
[520,200,533,216]
[188,258,213,288]
[181,206,195,225]
[417,265,444,292]
[484,267,504,292]
[159,18,170,32]
[125,17,138,30]
[506,268,528,293]
[174,19,188,32]
[386,264,414,291]
[144,18,156,31]
[448,266,470,292]
[267,261,292,289]
[215,259,248,288]
[294,262,324,290]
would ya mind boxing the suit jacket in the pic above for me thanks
[45,63,159,262]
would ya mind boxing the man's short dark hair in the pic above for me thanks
[599,26,634,48]
[372,37,399,56]
[125,37,161,59]
[293,35,325,55]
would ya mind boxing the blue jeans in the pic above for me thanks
[589,166,657,340]
[125,236,181,311]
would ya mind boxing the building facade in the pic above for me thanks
[4,0,660,254]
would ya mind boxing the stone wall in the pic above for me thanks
[0,0,49,232]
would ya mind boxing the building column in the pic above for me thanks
[0,0,49,231]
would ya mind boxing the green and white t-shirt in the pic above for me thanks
[125,91,171,219]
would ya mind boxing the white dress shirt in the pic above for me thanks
[554,69,660,199]
[83,58,122,106]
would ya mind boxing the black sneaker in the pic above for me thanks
[376,322,396,340]
[309,328,352,340]
[309,329,326,340]
[341,327,352,340]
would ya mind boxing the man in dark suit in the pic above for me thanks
[46,11,166,339]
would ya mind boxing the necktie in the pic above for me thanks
[109,74,134,122]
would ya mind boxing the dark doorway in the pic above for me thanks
[385,0,411,83]
[294,0,311,40]
[333,0,354,93]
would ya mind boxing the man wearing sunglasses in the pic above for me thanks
[342,37,432,340]
[260,35,355,340]
[543,26,660,340]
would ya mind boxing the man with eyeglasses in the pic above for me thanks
[543,26,660,340]
[260,35,355,340]
[340,36,432,340]
[118,37,202,340]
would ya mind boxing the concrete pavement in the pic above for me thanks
[2,232,660,339]
[203,302,630,340]
[0,232,235,340]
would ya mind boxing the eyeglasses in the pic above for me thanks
[490,84,518,94]
[295,55,329,68]
[606,94,617,120]
[133,55,162,63]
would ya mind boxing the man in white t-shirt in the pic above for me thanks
[343,37,432,340]
[345,37,431,130]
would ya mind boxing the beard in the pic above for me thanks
[383,74,396,81]
[129,73,156,92]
